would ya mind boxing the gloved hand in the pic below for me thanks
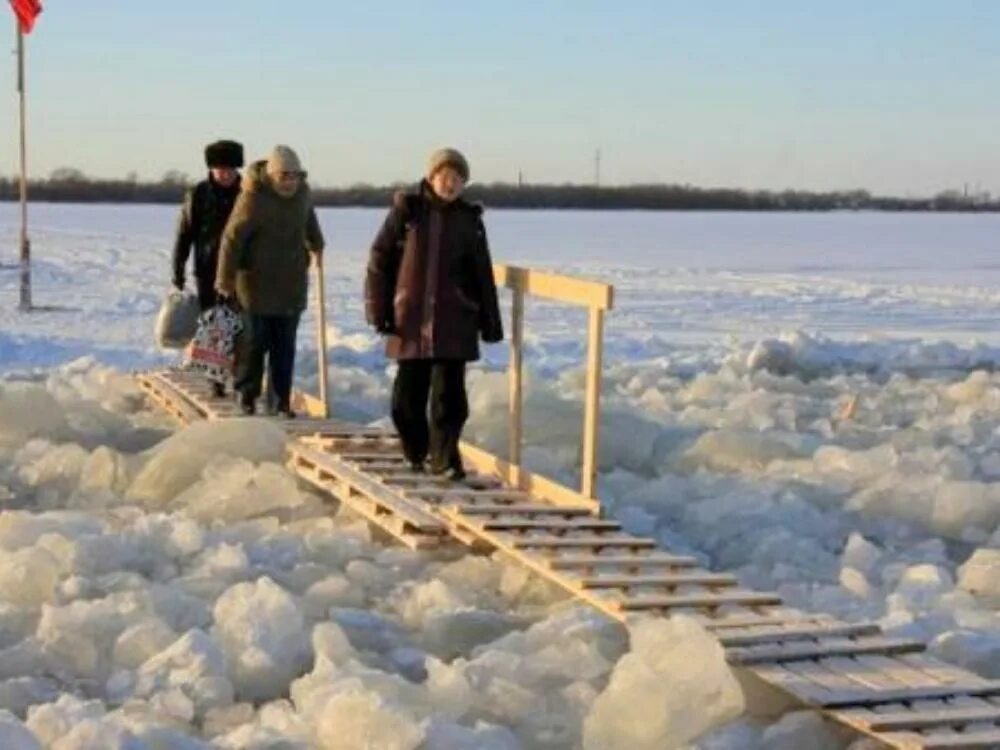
[217,292,241,312]
[481,324,503,344]
[375,320,395,335]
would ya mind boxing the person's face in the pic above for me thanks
[273,170,303,197]
[429,166,465,203]
[210,167,239,187]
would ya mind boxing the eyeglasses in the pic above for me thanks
[278,170,306,181]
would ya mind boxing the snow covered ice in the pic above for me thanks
[0,205,997,747]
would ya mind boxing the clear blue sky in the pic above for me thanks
[2,1,998,194]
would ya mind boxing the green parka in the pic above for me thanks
[216,161,324,315]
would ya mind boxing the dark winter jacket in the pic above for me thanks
[216,161,325,316]
[172,176,241,306]
[365,181,503,361]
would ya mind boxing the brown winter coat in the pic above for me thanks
[365,181,503,361]
[216,161,325,315]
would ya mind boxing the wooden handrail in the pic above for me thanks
[494,264,614,311]
[493,263,614,500]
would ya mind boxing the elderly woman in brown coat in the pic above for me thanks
[365,148,503,480]
[216,145,324,417]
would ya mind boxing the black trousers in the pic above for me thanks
[392,360,468,470]
[235,313,300,408]
[195,281,217,312]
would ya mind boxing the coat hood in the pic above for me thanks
[242,160,311,200]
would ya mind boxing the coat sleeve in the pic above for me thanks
[474,217,504,343]
[215,192,255,297]
[171,188,196,289]
[364,201,406,329]
[305,205,324,255]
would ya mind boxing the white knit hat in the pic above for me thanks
[266,145,303,177]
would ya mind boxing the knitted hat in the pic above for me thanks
[426,148,470,182]
[204,140,244,169]
[266,145,304,178]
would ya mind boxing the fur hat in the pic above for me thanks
[204,140,244,169]
[426,148,470,182]
[266,145,304,178]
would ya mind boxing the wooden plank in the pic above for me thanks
[378,464,499,492]
[727,637,925,666]
[292,458,446,550]
[823,654,932,699]
[750,662,846,707]
[455,504,593,516]
[856,706,1000,733]
[508,287,524,467]
[580,572,737,589]
[819,683,1000,710]
[143,373,209,420]
[825,655,1000,748]
[493,264,614,310]
[297,428,397,440]
[702,613,838,631]
[338,452,408,462]
[459,440,600,512]
[313,258,330,418]
[289,444,444,533]
[717,621,882,648]
[137,376,202,425]
[512,536,657,550]
[438,505,630,623]
[546,554,699,569]
[897,654,997,688]
[478,518,621,532]
[883,729,1000,749]
[775,659,897,745]
[355,461,411,471]
[620,590,782,610]
[404,488,531,502]
[849,655,1000,747]
[581,306,604,499]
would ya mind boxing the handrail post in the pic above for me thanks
[581,307,604,499]
[314,256,330,418]
[508,289,525,469]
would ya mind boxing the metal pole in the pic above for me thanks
[314,255,330,418]
[16,23,31,311]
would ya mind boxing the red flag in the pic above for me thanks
[9,0,42,34]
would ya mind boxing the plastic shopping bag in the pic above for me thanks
[182,305,244,382]
[154,290,200,349]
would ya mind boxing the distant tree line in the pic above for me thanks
[0,168,996,212]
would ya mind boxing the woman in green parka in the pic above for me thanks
[216,145,324,417]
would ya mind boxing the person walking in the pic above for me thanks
[215,145,324,417]
[172,139,244,311]
[365,148,503,480]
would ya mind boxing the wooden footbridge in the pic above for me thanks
[136,264,1000,749]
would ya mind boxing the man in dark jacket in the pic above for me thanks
[172,139,244,310]
[365,148,503,480]
[216,145,325,418]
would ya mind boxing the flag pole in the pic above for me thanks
[16,20,31,311]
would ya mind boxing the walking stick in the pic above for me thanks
[314,254,330,418]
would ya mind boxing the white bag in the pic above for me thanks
[182,306,245,382]
[155,290,200,349]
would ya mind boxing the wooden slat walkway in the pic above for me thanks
[134,369,1000,750]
